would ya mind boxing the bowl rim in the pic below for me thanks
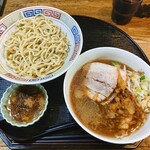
[63,47,150,144]
[0,5,83,85]
[0,84,48,127]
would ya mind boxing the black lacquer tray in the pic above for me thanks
[0,16,149,149]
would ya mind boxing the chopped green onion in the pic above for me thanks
[136,88,141,92]
[111,62,121,68]
[140,76,145,81]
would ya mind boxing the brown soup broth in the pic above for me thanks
[5,85,46,123]
[70,59,146,138]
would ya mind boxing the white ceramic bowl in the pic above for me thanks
[63,47,150,144]
[1,84,48,127]
[0,6,83,84]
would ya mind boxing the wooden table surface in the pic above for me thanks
[0,0,149,149]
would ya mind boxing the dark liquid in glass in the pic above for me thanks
[112,9,132,25]
[112,0,141,25]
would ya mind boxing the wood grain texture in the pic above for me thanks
[0,0,150,149]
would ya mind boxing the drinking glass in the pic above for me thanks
[112,0,143,25]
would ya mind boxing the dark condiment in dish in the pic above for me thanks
[5,85,46,123]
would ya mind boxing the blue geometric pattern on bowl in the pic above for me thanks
[71,26,80,44]
[23,8,61,19]
[23,9,43,17]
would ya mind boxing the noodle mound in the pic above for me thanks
[4,14,70,78]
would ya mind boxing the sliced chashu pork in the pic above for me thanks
[83,62,127,103]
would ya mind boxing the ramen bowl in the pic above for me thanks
[0,6,83,84]
[63,47,150,144]
[1,84,48,127]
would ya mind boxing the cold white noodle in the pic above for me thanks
[4,14,70,78]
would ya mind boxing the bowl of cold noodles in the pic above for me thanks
[0,6,83,84]
[1,84,48,127]
[63,47,150,144]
